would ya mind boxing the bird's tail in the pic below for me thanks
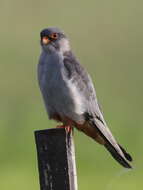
[118,144,132,162]
[88,117,133,168]
[104,143,132,168]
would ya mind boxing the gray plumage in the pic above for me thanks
[38,27,132,168]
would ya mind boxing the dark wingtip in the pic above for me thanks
[105,144,132,169]
[118,144,133,162]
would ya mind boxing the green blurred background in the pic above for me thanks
[0,0,143,189]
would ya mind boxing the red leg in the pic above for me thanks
[56,125,72,133]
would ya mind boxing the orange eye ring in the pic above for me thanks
[49,33,58,40]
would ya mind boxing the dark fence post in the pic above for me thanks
[34,128,78,190]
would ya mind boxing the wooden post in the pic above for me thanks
[34,128,78,190]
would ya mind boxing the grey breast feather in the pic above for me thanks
[38,51,87,123]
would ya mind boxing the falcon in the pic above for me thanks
[38,27,132,168]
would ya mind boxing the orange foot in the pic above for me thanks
[56,125,72,133]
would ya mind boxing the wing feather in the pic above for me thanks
[63,51,132,168]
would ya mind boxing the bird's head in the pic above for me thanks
[40,27,70,54]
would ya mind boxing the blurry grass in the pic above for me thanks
[0,0,143,189]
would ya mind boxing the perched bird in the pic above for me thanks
[38,27,132,168]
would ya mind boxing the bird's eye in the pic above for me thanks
[50,33,58,40]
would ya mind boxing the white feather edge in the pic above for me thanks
[66,79,85,115]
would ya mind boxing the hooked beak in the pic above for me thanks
[41,36,51,45]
